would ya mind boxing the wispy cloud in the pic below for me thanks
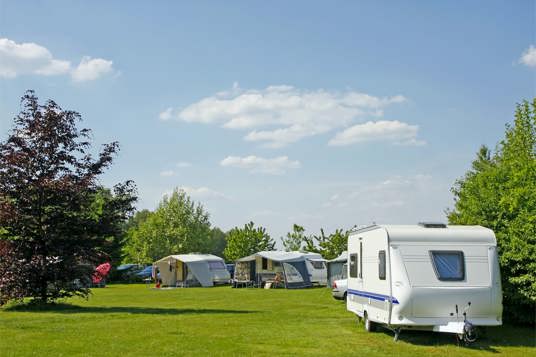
[328,120,425,146]
[0,38,114,81]
[159,170,175,177]
[165,84,407,147]
[176,161,192,168]
[176,186,229,200]
[220,155,301,175]
[323,174,433,209]
[159,107,173,121]
[519,45,536,68]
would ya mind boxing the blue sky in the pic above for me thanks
[1,1,534,243]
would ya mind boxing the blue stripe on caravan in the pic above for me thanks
[347,289,400,304]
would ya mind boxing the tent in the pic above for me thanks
[153,254,230,287]
[233,251,314,289]
[326,251,347,287]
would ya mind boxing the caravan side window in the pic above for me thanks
[262,257,268,270]
[430,251,465,281]
[349,254,358,278]
[378,250,386,280]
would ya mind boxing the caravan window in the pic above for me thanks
[430,251,465,281]
[378,250,386,280]
[359,242,363,279]
[310,261,325,269]
[349,254,358,278]
[208,261,226,270]
[262,257,268,270]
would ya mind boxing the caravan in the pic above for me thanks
[346,223,502,341]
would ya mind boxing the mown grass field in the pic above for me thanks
[0,284,534,356]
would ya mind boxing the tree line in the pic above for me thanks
[0,91,533,325]
[121,190,349,263]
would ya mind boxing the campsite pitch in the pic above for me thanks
[0,285,533,356]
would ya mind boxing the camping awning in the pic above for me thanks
[236,251,306,263]
[330,251,347,262]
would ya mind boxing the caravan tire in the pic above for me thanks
[364,312,377,332]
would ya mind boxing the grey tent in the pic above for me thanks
[153,254,230,287]
[327,251,347,287]
[233,251,312,289]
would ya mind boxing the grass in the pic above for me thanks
[0,284,534,356]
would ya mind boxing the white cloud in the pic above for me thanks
[328,120,425,146]
[169,85,407,147]
[0,38,113,81]
[519,45,536,67]
[176,186,229,200]
[220,155,301,175]
[159,107,173,121]
[71,56,113,82]
[0,38,70,78]
[176,161,192,168]
[159,170,175,177]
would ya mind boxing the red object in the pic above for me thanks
[92,262,112,284]
[332,281,337,289]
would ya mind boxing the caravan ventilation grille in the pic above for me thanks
[418,222,447,228]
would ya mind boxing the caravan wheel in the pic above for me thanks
[364,312,377,332]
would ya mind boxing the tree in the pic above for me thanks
[448,99,536,325]
[207,227,227,257]
[282,224,306,251]
[123,189,212,264]
[304,228,350,260]
[224,222,275,262]
[0,91,134,304]
[89,184,137,267]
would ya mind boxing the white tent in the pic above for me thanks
[234,251,316,289]
[327,251,347,287]
[153,254,230,287]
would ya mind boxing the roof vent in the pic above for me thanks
[418,222,447,228]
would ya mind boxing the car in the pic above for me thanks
[332,278,347,300]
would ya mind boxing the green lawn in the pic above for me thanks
[0,285,534,356]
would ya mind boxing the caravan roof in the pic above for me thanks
[155,254,225,264]
[352,225,496,244]
[236,251,323,263]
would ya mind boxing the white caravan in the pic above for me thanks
[301,252,328,286]
[346,223,502,342]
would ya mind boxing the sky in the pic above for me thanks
[0,1,534,244]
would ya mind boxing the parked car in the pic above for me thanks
[332,278,347,300]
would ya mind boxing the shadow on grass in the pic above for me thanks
[4,303,258,315]
[376,324,535,352]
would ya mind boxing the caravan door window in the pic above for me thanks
[378,250,386,280]
[262,257,268,270]
[349,254,358,278]
[430,251,465,281]
[359,242,363,279]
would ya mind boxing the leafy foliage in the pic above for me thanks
[303,228,350,260]
[282,224,306,251]
[223,222,275,262]
[123,189,212,264]
[207,227,227,257]
[448,99,536,325]
[0,91,135,304]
